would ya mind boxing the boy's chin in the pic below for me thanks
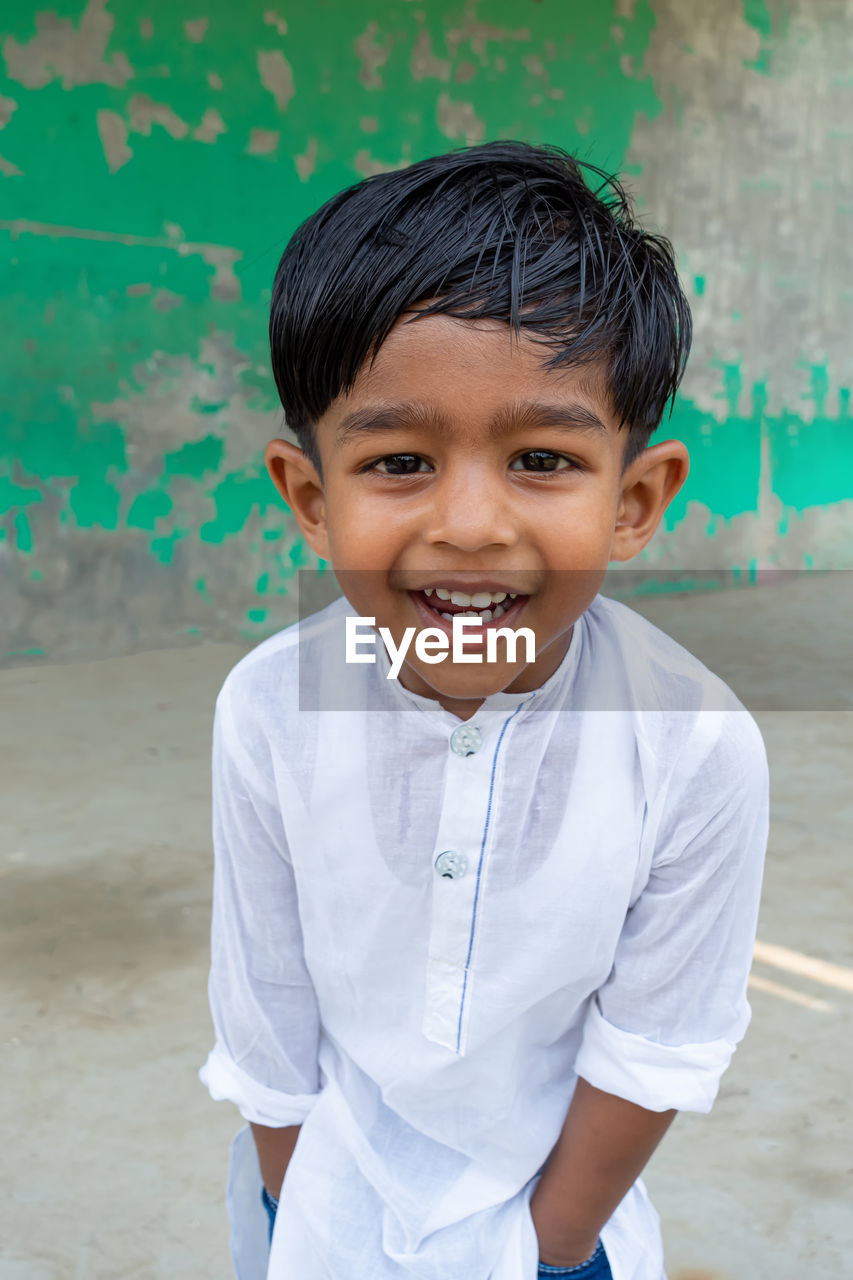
[400,663,527,703]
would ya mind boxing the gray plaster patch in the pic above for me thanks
[436,92,485,143]
[354,21,391,90]
[625,0,853,420]
[294,135,318,180]
[193,108,226,144]
[3,0,133,90]
[184,18,208,43]
[0,93,17,128]
[96,108,132,173]
[128,93,190,140]
[410,28,451,82]
[247,127,280,156]
[257,48,295,112]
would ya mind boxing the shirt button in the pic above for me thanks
[449,725,483,757]
[434,850,468,879]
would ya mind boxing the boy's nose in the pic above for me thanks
[421,464,519,553]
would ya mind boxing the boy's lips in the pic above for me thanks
[408,578,533,596]
[407,588,530,641]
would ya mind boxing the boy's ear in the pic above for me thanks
[264,438,330,561]
[609,439,690,563]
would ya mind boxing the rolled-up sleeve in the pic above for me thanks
[574,708,770,1114]
[198,681,322,1127]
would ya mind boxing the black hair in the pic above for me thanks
[269,139,692,477]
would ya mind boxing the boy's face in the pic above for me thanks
[267,313,688,719]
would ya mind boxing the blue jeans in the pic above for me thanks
[261,1184,279,1245]
[260,1187,612,1277]
[537,1238,613,1277]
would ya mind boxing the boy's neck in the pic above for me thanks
[425,692,485,722]
[394,626,575,722]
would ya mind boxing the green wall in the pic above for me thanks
[1,0,851,661]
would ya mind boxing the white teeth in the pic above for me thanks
[423,587,524,622]
[434,602,515,623]
[426,588,515,606]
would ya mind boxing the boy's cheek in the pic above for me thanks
[332,568,387,612]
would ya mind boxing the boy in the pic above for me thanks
[199,140,769,1280]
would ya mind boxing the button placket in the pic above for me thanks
[422,721,497,1052]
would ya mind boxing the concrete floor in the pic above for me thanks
[1,575,851,1280]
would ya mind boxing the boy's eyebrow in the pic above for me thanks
[335,399,609,446]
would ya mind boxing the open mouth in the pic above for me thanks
[408,588,530,632]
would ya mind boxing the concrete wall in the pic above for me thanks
[1,0,851,662]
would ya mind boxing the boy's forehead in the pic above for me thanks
[336,311,617,426]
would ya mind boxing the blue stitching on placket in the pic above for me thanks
[455,697,534,1053]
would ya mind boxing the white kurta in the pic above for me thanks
[199,592,769,1280]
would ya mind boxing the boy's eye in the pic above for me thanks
[509,450,574,473]
[363,451,576,476]
[368,454,431,475]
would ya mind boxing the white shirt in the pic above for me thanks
[199,592,769,1280]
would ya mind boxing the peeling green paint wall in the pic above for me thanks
[1,0,851,661]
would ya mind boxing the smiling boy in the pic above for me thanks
[200,142,769,1280]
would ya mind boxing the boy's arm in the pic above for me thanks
[533,710,769,1264]
[249,1122,302,1200]
[530,1078,676,1266]
[199,684,323,1174]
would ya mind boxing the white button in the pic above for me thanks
[449,725,483,757]
[434,850,468,879]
